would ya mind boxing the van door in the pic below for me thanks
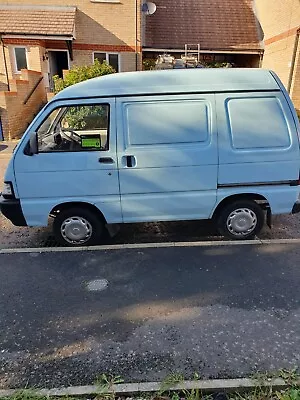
[13,99,122,226]
[116,94,218,223]
[216,92,300,186]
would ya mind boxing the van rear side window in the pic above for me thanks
[226,97,291,149]
[124,100,210,146]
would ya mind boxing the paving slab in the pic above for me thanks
[0,243,300,389]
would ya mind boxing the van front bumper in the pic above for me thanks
[292,200,300,214]
[0,196,27,226]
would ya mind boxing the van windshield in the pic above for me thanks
[37,104,109,153]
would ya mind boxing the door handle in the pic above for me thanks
[125,155,136,168]
[99,157,114,164]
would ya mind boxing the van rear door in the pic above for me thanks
[216,92,300,186]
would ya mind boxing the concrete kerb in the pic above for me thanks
[0,378,292,398]
[1,238,300,254]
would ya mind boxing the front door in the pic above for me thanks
[14,99,122,226]
[48,51,69,91]
[116,94,218,223]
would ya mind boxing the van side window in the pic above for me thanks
[226,97,291,149]
[37,104,109,153]
[124,100,210,146]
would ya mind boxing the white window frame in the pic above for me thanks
[93,51,121,72]
[12,46,29,74]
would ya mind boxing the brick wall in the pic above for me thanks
[72,49,138,71]
[255,0,300,108]
[0,69,47,140]
[0,40,46,87]
[255,0,299,40]
[261,35,296,87]
[291,46,300,111]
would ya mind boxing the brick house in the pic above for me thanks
[0,0,142,139]
[0,1,142,92]
[143,0,264,67]
[255,0,300,112]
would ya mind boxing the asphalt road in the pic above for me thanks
[1,243,300,389]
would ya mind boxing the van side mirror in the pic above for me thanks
[24,132,38,156]
[29,132,38,155]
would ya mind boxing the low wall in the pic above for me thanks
[0,69,47,140]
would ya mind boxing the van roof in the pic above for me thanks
[53,68,279,100]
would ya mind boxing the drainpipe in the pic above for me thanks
[287,29,300,94]
[135,0,138,70]
[0,35,10,91]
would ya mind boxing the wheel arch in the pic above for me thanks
[49,201,107,224]
[212,193,270,220]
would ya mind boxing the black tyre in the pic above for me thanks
[217,200,264,240]
[53,207,104,246]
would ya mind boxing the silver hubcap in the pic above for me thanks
[226,208,257,236]
[61,216,93,244]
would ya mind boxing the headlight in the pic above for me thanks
[1,182,14,199]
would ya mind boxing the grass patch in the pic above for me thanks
[1,388,300,400]
[1,371,300,400]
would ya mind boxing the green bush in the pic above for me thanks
[53,59,115,93]
[204,62,232,68]
[143,58,156,70]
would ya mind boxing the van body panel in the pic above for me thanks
[13,98,122,225]
[120,191,217,222]
[218,161,299,185]
[119,166,217,194]
[20,196,121,226]
[3,156,19,198]
[116,94,218,222]
[217,91,300,187]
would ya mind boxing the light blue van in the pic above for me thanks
[1,68,300,246]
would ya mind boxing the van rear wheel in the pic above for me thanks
[53,207,104,247]
[217,200,264,240]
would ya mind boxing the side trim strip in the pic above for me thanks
[53,89,281,103]
[218,180,299,188]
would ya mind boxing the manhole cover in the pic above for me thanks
[86,279,109,292]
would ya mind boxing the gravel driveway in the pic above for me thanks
[1,155,300,249]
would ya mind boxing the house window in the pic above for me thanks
[93,52,120,72]
[13,47,28,72]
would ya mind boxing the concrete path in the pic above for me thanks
[0,242,300,389]
[0,141,18,157]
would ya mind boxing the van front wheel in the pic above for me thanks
[217,200,264,240]
[53,207,104,246]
